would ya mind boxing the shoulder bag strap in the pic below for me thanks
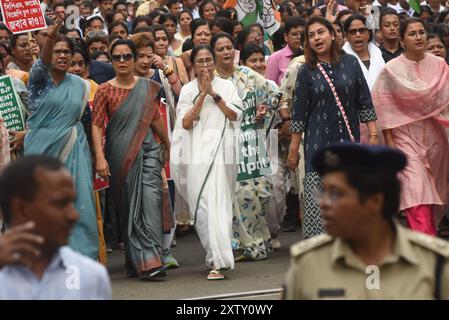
[316,62,355,142]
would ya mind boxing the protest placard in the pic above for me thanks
[0,75,25,132]
[0,0,46,33]
[237,92,272,182]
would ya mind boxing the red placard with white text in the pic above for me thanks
[0,0,46,34]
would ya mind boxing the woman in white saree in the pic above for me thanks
[170,45,243,280]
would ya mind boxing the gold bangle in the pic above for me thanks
[369,134,378,136]
[191,109,199,116]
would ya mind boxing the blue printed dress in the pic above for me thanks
[290,54,377,238]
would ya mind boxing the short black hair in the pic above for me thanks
[344,14,374,42]
[151,24,169,38]
[54,34,75,53]
[91,50,111,61]
[234,26,257,51]
[438,10,449,24]
[178,9,193,21]
[284,16,307,34]
[0,156,65,224]
[167,0,181,8]
[190,44,215,65]
[108,20,129,36]
[132,16,151,33]
[73,43,91,66]
[113,0,127,11]
[321,166,401,220]
[9,33,28,50]
[190,18,210,40]
[159,13,178,25]
[379,8,400,27]
[210,32,234,50]
[210,17,234,36]
[240,43,264,63]
[199,0,217,18]
[0,22,12,36]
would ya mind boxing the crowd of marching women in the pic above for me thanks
[0,0,449,282]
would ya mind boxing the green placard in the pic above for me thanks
[237,91,271,182]
[0,75,25,131]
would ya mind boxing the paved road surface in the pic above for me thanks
[109,229,302,300]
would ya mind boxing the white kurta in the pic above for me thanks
[171,77,243,270]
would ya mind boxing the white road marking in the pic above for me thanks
[187,288,283,300]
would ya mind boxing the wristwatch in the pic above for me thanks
[163,66,174,77]
[212,94,222,103]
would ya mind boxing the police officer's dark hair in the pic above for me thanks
[0,156,65,224]
[322,166,401,219]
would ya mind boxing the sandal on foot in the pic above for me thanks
[207,270,224,280]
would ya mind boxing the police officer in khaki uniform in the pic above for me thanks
[283,143,449,299]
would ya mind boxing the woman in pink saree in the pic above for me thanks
[372,18,449,236]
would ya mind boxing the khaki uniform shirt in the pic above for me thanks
[283,223,449,299]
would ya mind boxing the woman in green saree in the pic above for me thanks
[92,39,171,280]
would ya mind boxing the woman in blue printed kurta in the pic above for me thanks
[287,17,378,238]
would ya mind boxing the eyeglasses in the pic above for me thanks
[407,30,427,39]
[86,30,107,38]
[53,49,72,56]
[347,27,369,36]
[194,58,214,66]
[111,53,134,62]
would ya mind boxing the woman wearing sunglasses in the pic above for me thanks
[171,45,243,280]
[286,17,378,239]
[342,14,385,91]
[92,39,171,281]
[24,14,99,260]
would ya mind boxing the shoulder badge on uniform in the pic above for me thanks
[290,234,334,257]
[408,231,449,258]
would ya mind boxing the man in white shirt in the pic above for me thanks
[0,155,111,300]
